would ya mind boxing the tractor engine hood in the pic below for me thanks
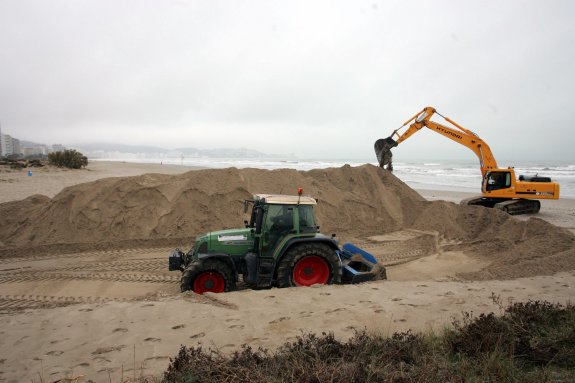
[207,228,254,246]
[189,228,255,260]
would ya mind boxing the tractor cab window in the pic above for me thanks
[260,204,294,257]
[265,205,294,233]
[486,172,511,191]
[298,205,317,233]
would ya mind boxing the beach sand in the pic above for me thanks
[0,161,574,382]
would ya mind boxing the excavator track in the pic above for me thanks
[494,199,541,215]
[460,196,541,215]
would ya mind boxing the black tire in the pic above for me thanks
[180,259,236,294]
[276,243,342,288]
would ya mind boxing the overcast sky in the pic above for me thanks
[1,0,574,161]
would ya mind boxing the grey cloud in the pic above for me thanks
[0,0,574,160]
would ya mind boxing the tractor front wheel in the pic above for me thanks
[181,259,236,294]
[276,243,342,288]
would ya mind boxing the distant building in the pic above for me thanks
[22,145,48,156]
[12,138,21,155]
[1,134,14,156]
[0,131,23,157]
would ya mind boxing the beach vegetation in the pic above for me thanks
[161,300,575,383]
[48,149,88,169]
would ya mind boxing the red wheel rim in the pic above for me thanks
[293,256,330,286]
[193,271,225,294]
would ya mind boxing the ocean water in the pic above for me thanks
[95,157,575,197]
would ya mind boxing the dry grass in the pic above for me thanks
[160,300,575,383]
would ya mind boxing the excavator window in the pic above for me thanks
[486,172,511,191]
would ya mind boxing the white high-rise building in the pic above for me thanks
[1,134,14,156]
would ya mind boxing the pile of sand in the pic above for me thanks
[0,164,573,279]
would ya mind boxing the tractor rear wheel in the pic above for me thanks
[181,259,236,294]
[276,243,342,288]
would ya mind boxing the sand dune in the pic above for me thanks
[0,161,574,382]
[1,164,573,280]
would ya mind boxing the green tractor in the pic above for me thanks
[169,192,386,294]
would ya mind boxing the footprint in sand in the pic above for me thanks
[75,362,90,368]
[46,351,64,356]
[78,308,93,312]
[91,345,127,355]
[374,309,384,313]
[417,284,428,287]
[171,324,186,330]
[319,292,331,296]
[229,324,245,329]
[269,317,290,324]
[225,318,240,323]
[325,308,345,314]
[145,356,169,362]
[190,332,205,339]
[394,319,407,322]
[14,336,29,346]
[264,296,275,299]
[92,356,111,363]
[144,337,161,343]
[113,328,128,333]
[391,298,402,302]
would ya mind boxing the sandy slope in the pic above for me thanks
[1,161,574,383]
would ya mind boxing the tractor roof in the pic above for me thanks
[254,194,317,205]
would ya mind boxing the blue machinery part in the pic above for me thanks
[339,243,386,284]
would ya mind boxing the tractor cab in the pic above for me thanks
[247,194,318,258]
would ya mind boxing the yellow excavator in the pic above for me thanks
[374,106,560,215]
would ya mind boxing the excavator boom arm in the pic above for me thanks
[376,107,498,177]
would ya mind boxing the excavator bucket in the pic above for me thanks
[374,137,398,169]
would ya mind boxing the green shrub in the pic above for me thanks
[48,150,88,169]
